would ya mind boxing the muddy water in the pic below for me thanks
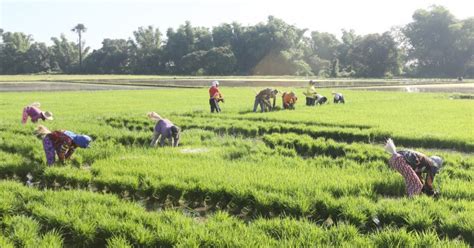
[350,83,474,94]
[1,81,473,94]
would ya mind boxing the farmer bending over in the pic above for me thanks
[384,138,443,197]
[148,112,180,147]
[282,91,297,110]
[253,88,279,112]
[35,125,92,166]
[209,81,224,113]
[303,80,318,106]
[315,94,328,105]
[332,92,345,104]
[22,102,53,124]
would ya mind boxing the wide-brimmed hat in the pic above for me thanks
[43,111,53,120]
[147,112,162,121]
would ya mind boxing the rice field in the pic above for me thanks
[0,86,473,247]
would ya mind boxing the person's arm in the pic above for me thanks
[419,156,436,195]
[22,107,29,124]
[65,146,76,159]
[57,142,69,162]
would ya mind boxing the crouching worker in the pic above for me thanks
[303,80,317,106]
[209,81,224,113]
[22,102,53,124]
[35,125,92,166]
[315,94,328,105]
[332,92,345,104]
[253,88,279,112]
[384,138,443,197]
[148,112,180,147]
[282,91,297,110]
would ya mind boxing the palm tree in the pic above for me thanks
[71,24,86,71]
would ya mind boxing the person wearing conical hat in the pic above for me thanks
[384,138,443,197]
[22,102,53,124]
[34,125,92,166]
[148,112,180,147]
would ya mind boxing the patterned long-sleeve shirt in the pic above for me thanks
[397,150,437,194]
[22,106,45,124]
[46,131,77,161]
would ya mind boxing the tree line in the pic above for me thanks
[0,6,472,78]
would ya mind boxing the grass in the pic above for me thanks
[0,86,472,246]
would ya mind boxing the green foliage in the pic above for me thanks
[0,89,472,246]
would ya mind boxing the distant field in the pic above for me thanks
[0,75,471,89]
[0,88,473,246]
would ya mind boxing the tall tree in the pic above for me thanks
[71,23,87,71]
[349,32,401,77]
[0,31,32,73]
[50,34,81,73]
[130,26,163,74]
[402,5,473,77]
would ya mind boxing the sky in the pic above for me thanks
[1,0,473,49]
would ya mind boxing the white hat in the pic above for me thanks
[43,111,53,120]
[147,112,162,121]
[430,156,443,174]
[211,81,219,87]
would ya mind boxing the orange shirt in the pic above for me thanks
[283,92,297,104]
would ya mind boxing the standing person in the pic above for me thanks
[253,88,279,112]
[21,102,53,124]
[384,138,443,197]
[332,92,345,104]
[148,112,180,147]
[35,125,92,166]
[303,80,318,106]
[209,81,224,113]
[314,94,328,105]
[282,91,298,110]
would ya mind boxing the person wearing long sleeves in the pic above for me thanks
[253,88,278,112]
[282,91,297,110]
[303,80,318,106]
[209,81,224,113]
[35,125,92,165]
[148,112,180,147]
[21,102,53,124]
[384,138,443,197]
[332,92,345,104]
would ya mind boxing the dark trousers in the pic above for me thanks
[306,97,315,106]
[316,96,327,105]
[334,97,345,104]
[210,98,221,113]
